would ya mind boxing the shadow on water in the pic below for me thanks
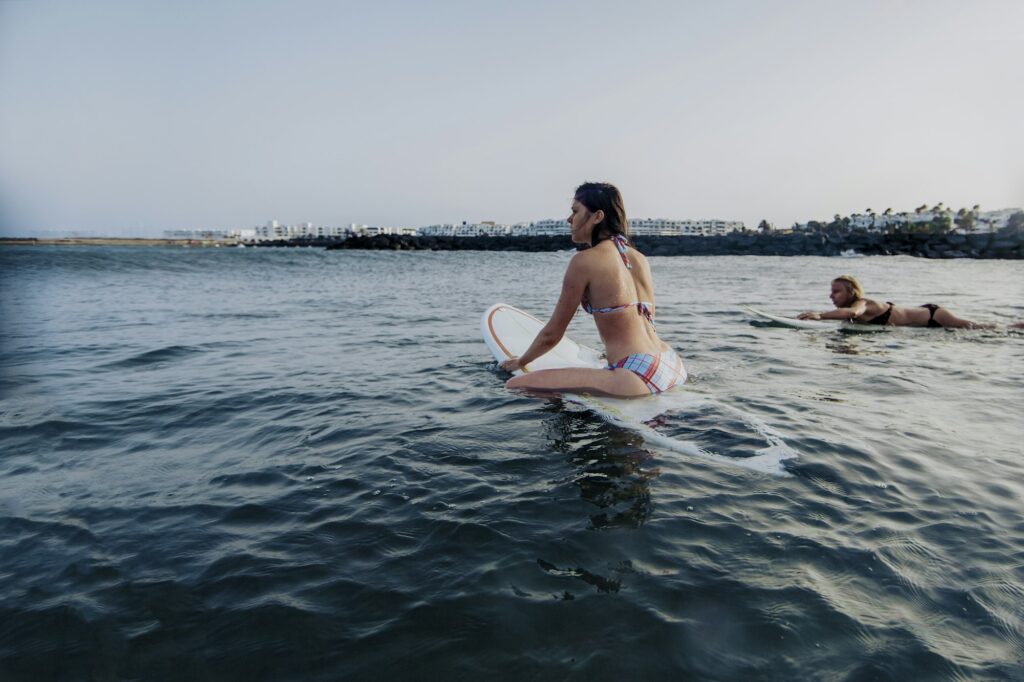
[524,385,803,483]
[539,400,659,531]
[823,335,886,356]
[645,405,773,460]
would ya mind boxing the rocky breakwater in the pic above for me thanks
[304,229,1024,258]
[635,229,1024,259]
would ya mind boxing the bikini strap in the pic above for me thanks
[610,234,631,269]
[637,302,655,328]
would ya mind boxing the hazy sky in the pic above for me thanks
[1,0,1022,236]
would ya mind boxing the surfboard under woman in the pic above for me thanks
[499,182,686,397]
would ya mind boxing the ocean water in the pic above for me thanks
[1,245,1022,681]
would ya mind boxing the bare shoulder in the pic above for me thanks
[566,249,595,277]
[628,246,651,269]
[569,248,592,266]
[853,297,883,316]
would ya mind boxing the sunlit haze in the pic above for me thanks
[1,0,1021,236]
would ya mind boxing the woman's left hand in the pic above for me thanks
[500,357,522,372]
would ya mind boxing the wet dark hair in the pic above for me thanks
[574,182,629,247]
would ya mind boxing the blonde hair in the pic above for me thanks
[832,275,864,301]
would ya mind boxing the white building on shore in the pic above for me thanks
[628,218,743,236]
[417,221,515,237]
[972,208,1021,232]
[513,218,742,237]
[163,229,234,240]
[847,211,946,230]
[810,207,1021,233]
[512,219,563,236]
[350,224,417,237]
[248,221,414,240]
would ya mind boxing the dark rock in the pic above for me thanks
[244,229,1018,259]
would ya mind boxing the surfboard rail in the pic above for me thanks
[744,306,887,332]
[481,303,603,374]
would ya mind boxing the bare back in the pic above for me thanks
[574,241,666,363]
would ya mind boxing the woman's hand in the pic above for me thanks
[797,311,822,320]
[500,357,523,373]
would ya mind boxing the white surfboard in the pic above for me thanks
[482,303,796,476]
[745,306,887,332]
[481,303,605,372]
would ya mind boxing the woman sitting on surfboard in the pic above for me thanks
[797,275,995,329]
[499,182,686,397]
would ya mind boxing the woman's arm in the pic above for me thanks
[500,258,586,372]
[798,300,867,320]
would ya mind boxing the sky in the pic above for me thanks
[1,0,1022,236]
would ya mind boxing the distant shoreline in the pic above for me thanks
[3,231,1022,259]
[0,237,236,247]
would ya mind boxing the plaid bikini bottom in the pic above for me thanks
[608,347,686,394]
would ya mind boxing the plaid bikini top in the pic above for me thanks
[580,234,655,326]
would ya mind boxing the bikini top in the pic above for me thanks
[864,302,894,325]
[580,234,655,326]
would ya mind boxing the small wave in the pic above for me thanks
[209,471,293,489]
[187,312,279,320]
[0,417,107,441]
[100,345,205,369]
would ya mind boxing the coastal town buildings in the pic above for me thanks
[419,218,744,237]
[166,214,747,242]
[163,229,235,240]
[165,221,418,241]
[417,221,522,237]
[239,221,417,240]
[970,208,1021,231]
[514,219,565,236]
[168,208,1018,243]
[800,208,1021,233]
[627,218,743,236]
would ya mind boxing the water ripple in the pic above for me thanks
[1,247,1021,678]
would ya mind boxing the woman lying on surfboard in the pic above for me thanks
[797,275,996,329]
[499,182,686,397]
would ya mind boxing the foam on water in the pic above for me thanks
[567,390,799,476]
